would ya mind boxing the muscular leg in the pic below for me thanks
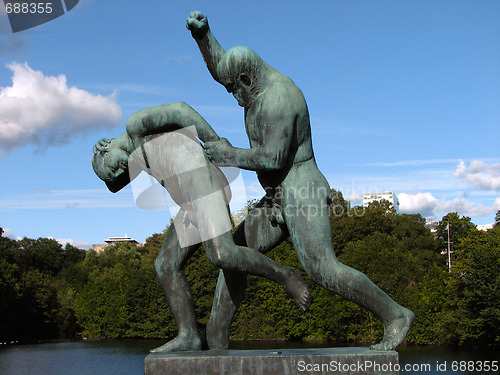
[150,224,202,353]
[206,199,308,349]
[204,229,311,313]
[283,188,414,351]
[204,268,246,350]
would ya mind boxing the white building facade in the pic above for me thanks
[362,191,400,214]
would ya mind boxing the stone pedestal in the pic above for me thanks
[145,346,399,375]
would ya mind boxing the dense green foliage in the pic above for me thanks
[1,198,498,347]
[0,231,86,341]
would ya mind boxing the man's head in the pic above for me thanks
[217,46,264,107]
[92,139,130,192]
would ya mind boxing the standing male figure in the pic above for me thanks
[187,11,414,351]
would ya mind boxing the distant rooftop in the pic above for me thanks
[104,235,139,244]
[92,234,142,253]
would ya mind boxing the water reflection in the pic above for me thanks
[0,340,156,375]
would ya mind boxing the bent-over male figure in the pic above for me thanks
[92,102,311,353]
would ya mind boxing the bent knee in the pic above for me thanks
[154,255,165,274]
[205,241,234,269]
[206,248,225,268]
[154,250,183,274]
[154,254,173,273]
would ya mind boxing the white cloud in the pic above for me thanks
[477,224,494,231]
[399,192,439,217]
[53,237,91,250]
[399,191,500,219]
[454,160,500,190]
[437,196,500,218]
[0,62,122,156]
[2,227,20,240]
[2,228,90,248]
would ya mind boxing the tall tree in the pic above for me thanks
[438,227,500,346]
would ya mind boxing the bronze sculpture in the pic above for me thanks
[187,11,414,351]
[92,11,414,353]
[92,102,311,353]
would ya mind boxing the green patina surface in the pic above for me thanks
[92,11,414,355]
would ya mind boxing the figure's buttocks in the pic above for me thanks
[130,131,230,205]
[129,130,232,247]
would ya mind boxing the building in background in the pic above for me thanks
[362,191,400,214]
[425,218,439,237]
[92,235,142,253]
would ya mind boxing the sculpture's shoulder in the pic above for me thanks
[261,73,307,112]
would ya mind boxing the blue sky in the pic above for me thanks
[1,0,499,249]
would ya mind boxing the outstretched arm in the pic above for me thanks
[125,102,220,147]
[186,11,226,85]
[205,105,295,171]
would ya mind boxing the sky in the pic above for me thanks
[0,0,498,249]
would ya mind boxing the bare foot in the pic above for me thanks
[150,334,202,353]
[285,267,312,312]
[370,307,415,351]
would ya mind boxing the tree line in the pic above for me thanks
[1,192,498,347]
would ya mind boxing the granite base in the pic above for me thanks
[145,346,399,374]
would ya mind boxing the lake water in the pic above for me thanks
[0,339,498,374]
